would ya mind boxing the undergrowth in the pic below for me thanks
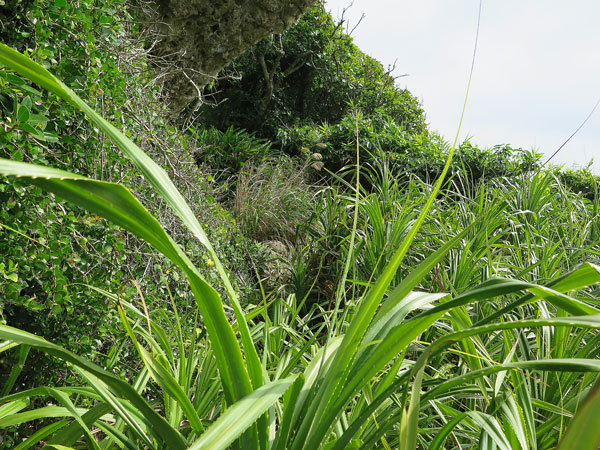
[0,2,600,450]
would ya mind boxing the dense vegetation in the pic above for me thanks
[1,2,600,449]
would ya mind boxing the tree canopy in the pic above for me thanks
[196,6,426,138]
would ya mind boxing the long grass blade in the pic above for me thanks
[188,377,296,450]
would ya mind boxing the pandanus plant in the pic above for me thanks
[1,44,600,450]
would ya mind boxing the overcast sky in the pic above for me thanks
[325,0,600,173]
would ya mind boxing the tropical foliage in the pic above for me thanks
[1,3,600,450]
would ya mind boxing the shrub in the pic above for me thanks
[553,164,600,201]
[0,0,136,386]
[0,0,258,390]
[279,110,542,192]
[191,126,274,181]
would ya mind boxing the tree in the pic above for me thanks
[196,6,426,138]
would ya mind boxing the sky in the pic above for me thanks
[325,0,600,173]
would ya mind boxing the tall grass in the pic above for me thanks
[1,41,600,450]
[234,157,314,242]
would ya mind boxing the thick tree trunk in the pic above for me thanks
[148,0,317,112]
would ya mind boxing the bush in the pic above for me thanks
[0,0,259,390]
[278,110,542,192]
[191,126,274,181]
[0,0,136,387]
[553,164,600,201]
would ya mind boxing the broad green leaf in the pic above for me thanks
[361,291,449,357]
[468,412,511,450]
[499,395,528,450]
[329,374,410,450]
[423,359,600,403]
[428,413,467,450]
[43,388,101,450]
[475,262,600,326]
[375,220,481,322]
[0,405,87,428]
[188,376,296,450]
[494,338,518,397]
[272,375,305,450]
[48,403,113,448]
[421,275,599,322]
[313,313,443,450]
[16,102,29,123]
[14,420,70,450]
[400,365,425,450]
[0,398,29,420]
[2,345,30,396]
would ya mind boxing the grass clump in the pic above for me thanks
[234,157,315,243]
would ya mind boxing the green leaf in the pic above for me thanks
[27,113,49,125]
[1,344,30,396]
[557,377,600,450]
[0,398,29,420]
[47,403,113,448]
[468,412,511,450]
[43,388,101,450]
[16,102,29,123]
[0,324,185,449]
[0,405,86,428]
[271,374,305,450]
[188,376,296,450]
[400,364,424,450]
[428,413,467,450]
[423,358,600,403]
[6,74,25,85]
[14,420,70,450]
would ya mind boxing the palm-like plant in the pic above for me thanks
[1,44,600,450]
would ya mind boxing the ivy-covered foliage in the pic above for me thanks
[0,0,255,392]
[196,6,426,139]
[0,0,134,387]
